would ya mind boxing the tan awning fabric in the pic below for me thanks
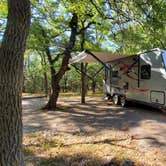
[69,51,128,64]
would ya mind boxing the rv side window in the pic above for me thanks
[141,65,151,79]
[112,71,119,78]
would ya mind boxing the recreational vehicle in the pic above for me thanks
[70,48,166,111]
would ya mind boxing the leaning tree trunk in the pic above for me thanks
[44,68,60,109]
[0,0,30,166]
[45,13,78,110]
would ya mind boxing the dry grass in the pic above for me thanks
[59,91,103,98]
[22,93,46,97]
[24,130,166,166]
[22,91,103,98]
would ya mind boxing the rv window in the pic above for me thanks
[112,71,119,78]
[141,65,151,79]
[162,50,166,69]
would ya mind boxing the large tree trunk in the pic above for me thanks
[44,68,60,109]
[0,0,30,166]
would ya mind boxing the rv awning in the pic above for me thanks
[69,50,128,64]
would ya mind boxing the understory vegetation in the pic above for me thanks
[24,130,165,166]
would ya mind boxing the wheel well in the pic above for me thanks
[105,93,112,100]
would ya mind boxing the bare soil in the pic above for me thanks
[22,96,166,165]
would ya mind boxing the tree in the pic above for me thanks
[107,0,166,54]
[29,0,100,109]
[0,0,31,165]
[24,52,47,94]
[45,12,78,109]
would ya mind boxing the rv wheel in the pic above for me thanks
[120,96,127,107]
[113,94,120,105]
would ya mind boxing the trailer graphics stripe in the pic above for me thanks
[133,88,149,92]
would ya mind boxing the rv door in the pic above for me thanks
[103,65,111,95]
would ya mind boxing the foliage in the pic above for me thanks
[24,51,48,93]
[25,0,110,97]
[9,0,166,93]
[0,1,7,17]
[0,0,7,40]
[108,0,166,54]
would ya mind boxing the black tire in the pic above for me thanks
[104,94,112,101]
[120,96,127,107]
[113,94,120,105]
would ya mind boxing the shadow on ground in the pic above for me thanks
[24,146,138,166]
[23,97,166,148]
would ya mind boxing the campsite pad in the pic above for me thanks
[23,96,166,165]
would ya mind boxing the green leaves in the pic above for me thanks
[0,1,7,18]
[107,0,166,54]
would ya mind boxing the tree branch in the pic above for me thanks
[77,21,96,35]
[52,52,64,63]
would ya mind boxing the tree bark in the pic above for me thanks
[0,0,30,166]
[44,66,60,109]
[81,62,86,103]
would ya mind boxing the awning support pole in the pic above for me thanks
[71,64,93,80]
[81,62,87,104]
[93,66,104,78]
[85,50,111,70]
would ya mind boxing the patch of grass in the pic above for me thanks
[87,91,103,97]
[22,93,45,97]
[24,131,165,166]
[59,92,81,97]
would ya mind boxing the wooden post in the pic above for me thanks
[81,62,86,103]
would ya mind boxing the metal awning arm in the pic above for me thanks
[85,50,111,70]
[71,64,94,80]
[93,66,104,78]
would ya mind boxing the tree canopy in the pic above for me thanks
[1,0,166,105]
[23,0,166,108]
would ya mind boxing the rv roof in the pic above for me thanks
[70,50,130,64]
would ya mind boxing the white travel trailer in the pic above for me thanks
[70,48,166,111]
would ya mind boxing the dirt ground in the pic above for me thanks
[22,96,166,160]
